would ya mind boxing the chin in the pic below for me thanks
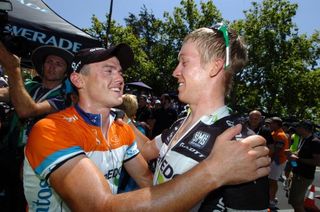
[112,98,123,107]
[177,93,188,104]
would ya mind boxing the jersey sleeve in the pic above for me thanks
[47,94,66,111]
[25,80,67,111]
[154,135,163,150]
[123,124,140,162]
[25,117,84,180]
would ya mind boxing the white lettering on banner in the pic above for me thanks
[5,25,83,52]
[45,36,58,46]
[33,31,46,43]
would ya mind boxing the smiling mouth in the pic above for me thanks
[111,87,121,91]
[178,82,184,87]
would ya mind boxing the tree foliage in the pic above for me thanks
[234,0,320,122]
[85,0,320,123]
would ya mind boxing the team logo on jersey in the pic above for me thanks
[110,135,120,145]
[189,131,210,148]
[63,115,78,123]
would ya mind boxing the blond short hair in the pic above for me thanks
[118,94,138,119]
[183,27,248,95]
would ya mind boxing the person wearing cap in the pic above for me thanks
[23,43,269,211]
[268,116,289,209]
[0,43,73,211]
[127,26,270,210]
[288,120,320,211]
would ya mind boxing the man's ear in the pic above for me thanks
[209,58,224,78]
[69,72,83,89]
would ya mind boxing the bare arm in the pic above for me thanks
[49,124,270,212]
[123,154,153,188]
[127,119,159,161]
[0,43,56,118]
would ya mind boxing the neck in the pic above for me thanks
[42,79,63,89]
[77,100,111,134]
[302,132,312,139]
[188,97,225,123]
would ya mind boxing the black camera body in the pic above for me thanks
[0,8,33,58]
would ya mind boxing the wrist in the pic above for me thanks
[201,159,224,188]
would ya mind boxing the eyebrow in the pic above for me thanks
[104,64,121,70]
[178,52,185,61]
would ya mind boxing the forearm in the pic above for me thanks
[53,155,218,212]
[0,43,38,118]
[125,155,153,188]
[128,120,150,149]
[7,68,39,118]
[127,121,159,161]
[106,160,219,212]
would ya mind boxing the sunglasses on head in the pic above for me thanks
[210,23,230,69]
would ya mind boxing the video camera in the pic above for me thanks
[0,0,33,58]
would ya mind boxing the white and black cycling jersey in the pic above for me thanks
[154,106,269,211]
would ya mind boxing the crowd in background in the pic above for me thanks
[0,42,319,211]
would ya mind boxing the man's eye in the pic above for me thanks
[181,61,188,66]
[103,69,112,73]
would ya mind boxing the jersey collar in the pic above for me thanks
[74,104,115,127]
[199,106,230,125]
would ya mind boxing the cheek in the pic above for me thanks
[54,66,67,75]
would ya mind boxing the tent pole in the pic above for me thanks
[106,0,113,47]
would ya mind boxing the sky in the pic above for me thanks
[43,0,319,36]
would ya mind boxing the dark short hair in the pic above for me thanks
[296,120,314,131]
[271,117,283,126]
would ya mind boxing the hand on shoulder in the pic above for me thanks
[205,124,270,186]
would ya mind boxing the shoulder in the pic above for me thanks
[311,136,320,144]
[31,107,76,134]
[273,129,287,139]
[111,121,135,145]
[26,107,82,156]
[24,80,41,91]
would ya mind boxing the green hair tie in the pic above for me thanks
[210,23,231,69]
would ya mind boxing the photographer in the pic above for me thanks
[0,42,73,211]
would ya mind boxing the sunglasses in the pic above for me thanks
[210,23,230,69]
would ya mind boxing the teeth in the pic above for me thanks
[111,88,121,92]
[178,83,184,87]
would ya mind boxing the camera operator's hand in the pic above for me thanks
[0,42,20,72]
